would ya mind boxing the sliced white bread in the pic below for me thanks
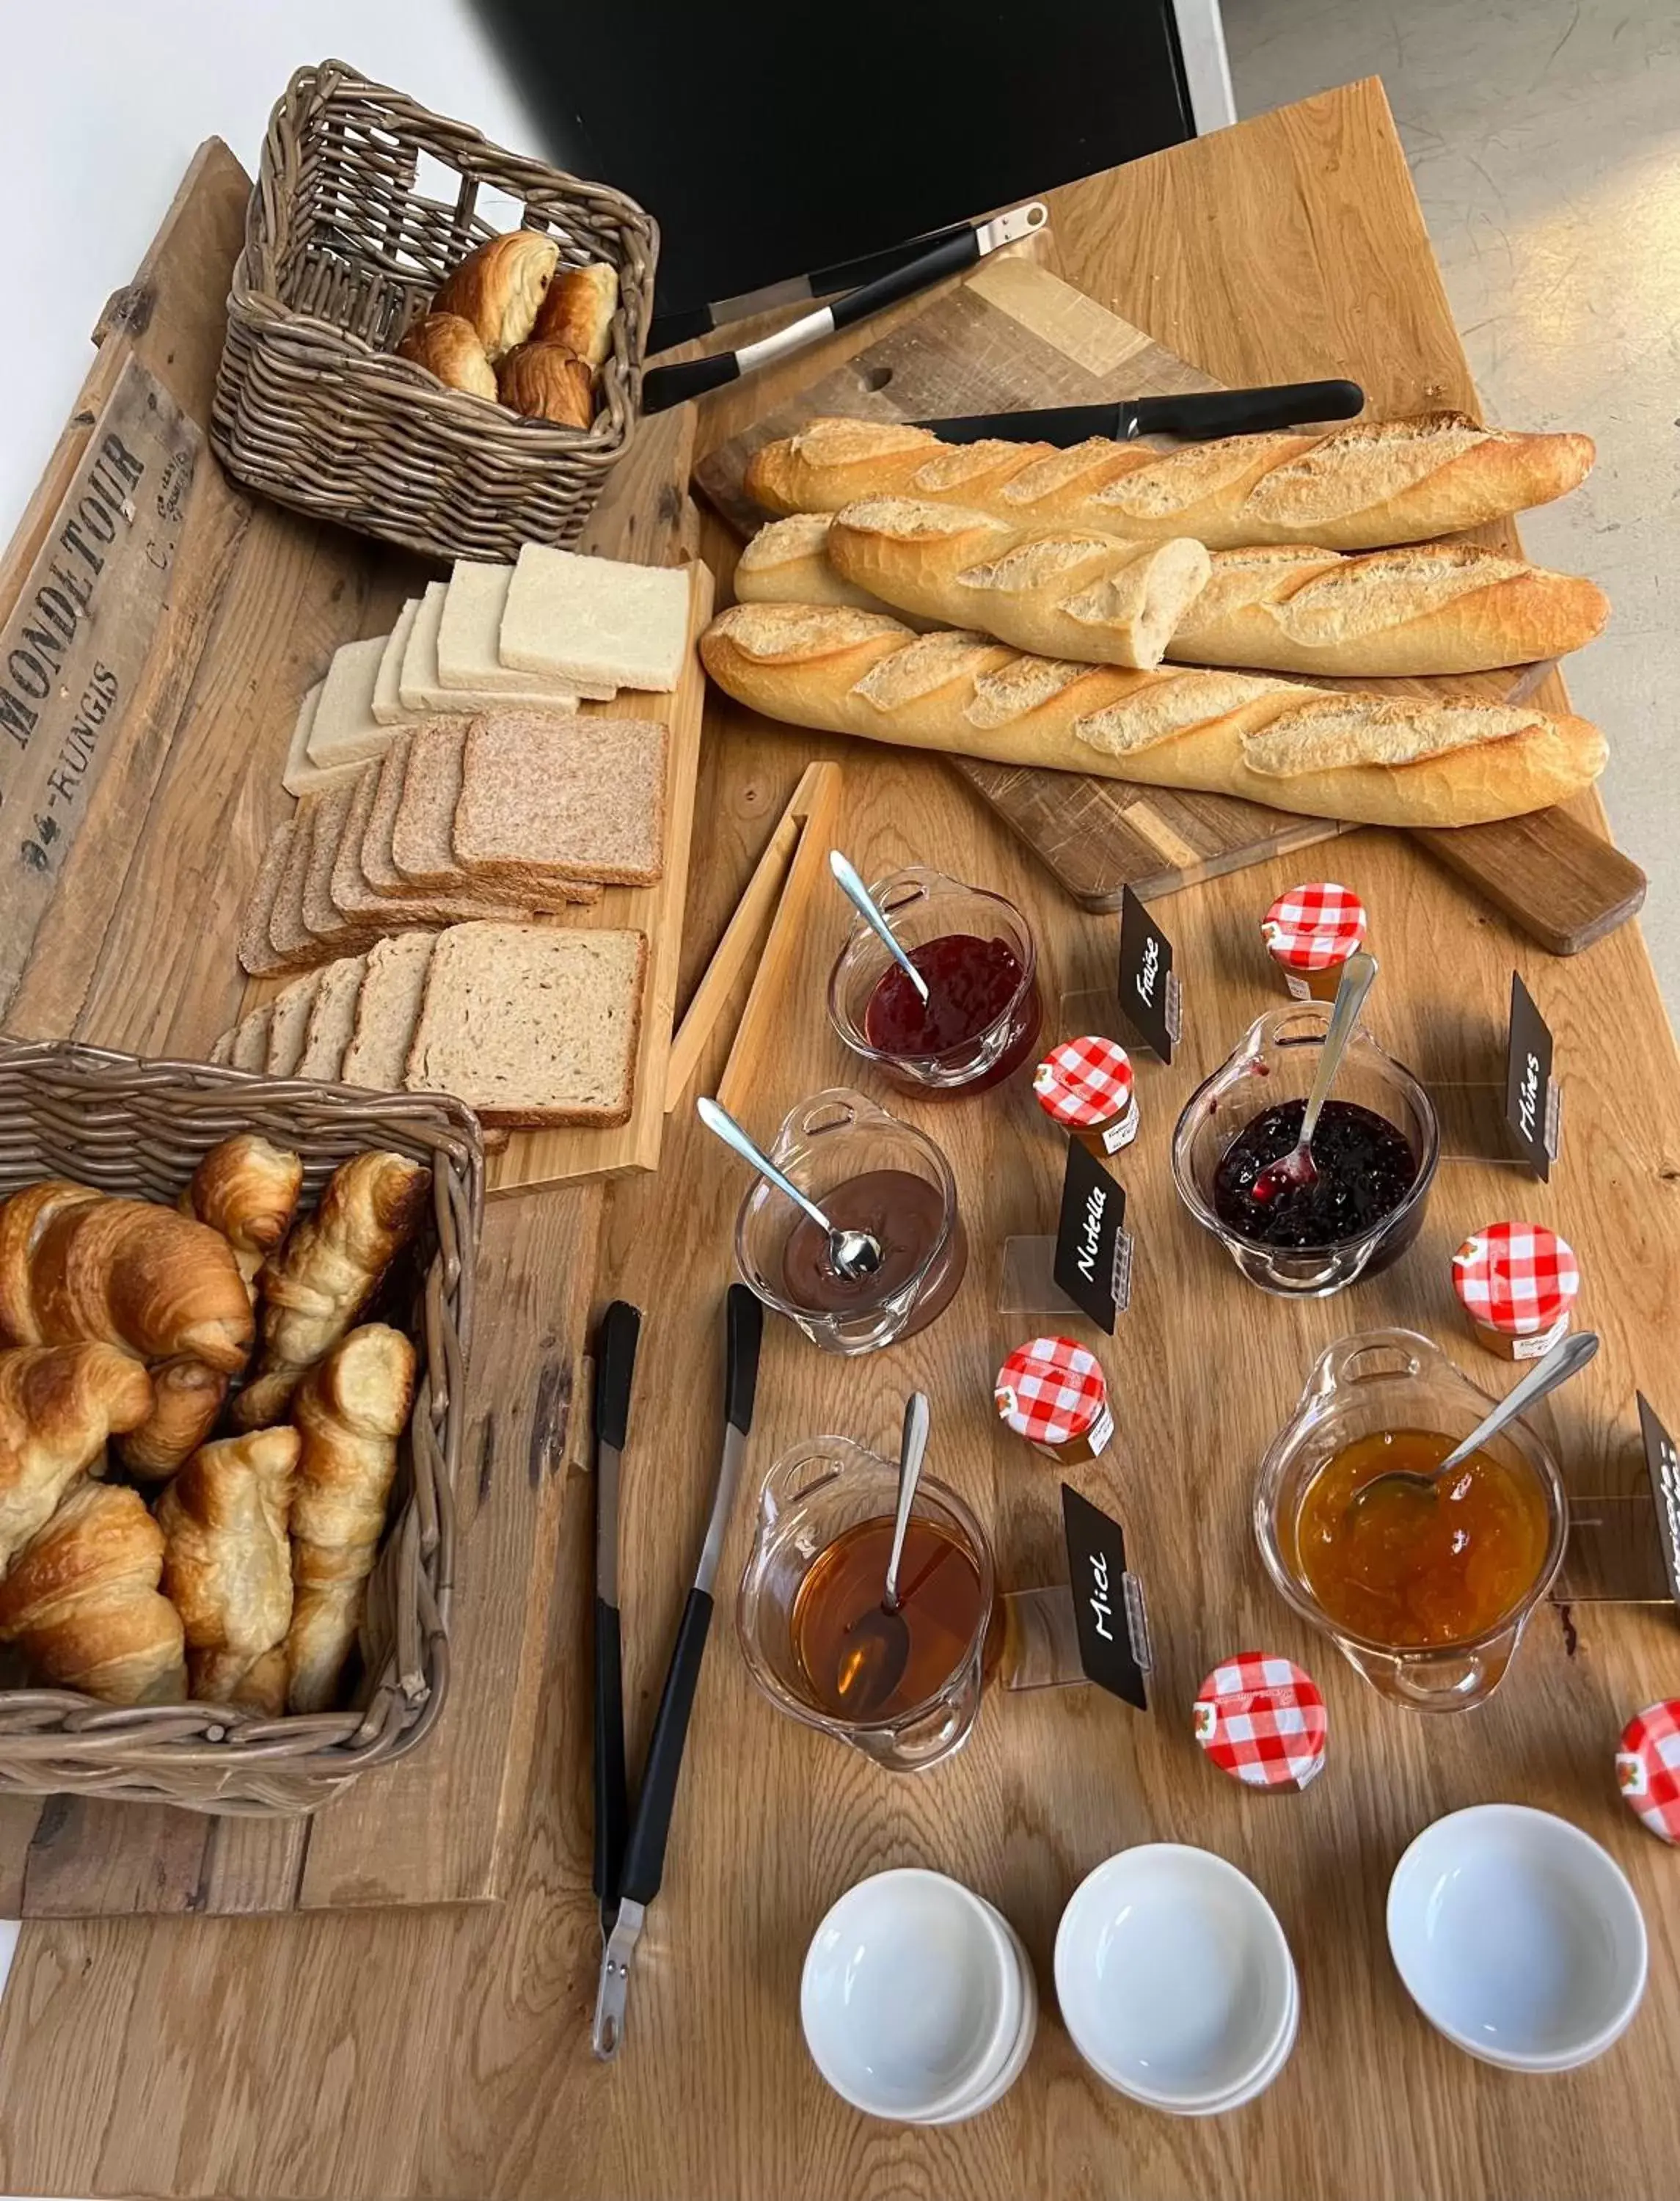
[373,599,423,726]
[282,679,365,798]
[296,953,369,1079]
[452,712,668,890]
[500,546,690,691]
[405,921,647,1126]
[265,970,326,1075]
[437,561,612,702]
[305,635,397,768]
[342,932,437,1089]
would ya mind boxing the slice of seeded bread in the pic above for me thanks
[296,952,369,1079]
[228,1003,275,1070]
[264,969,326,1075]
[404,921,646,1126]
[341,932,437,1089]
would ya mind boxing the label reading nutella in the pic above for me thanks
[1505,971,1561,1182]
[1061,1485,1150,1710]
[1118,886,1180,1062]
[1637,1392,1680,1609]
[1053,1136,1132,1335]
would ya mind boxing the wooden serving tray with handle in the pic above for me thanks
[695,255,1643,954]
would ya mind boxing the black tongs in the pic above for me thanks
[591,1285,764,2059]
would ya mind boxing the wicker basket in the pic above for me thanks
[0,1040,483,1814]
[211,58,659,563]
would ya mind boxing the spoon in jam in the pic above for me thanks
[829,851,931,1005]
[1249,950,1380,1205]
[696,1097,883,1281]
[834,1390,930,1713]
[1348,1329,1599,1518]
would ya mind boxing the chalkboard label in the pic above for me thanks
[0,357,200,1015]
[1637,1392,1680,1608]
[1118,885,1180,1062]
[1505,971,1561,1181]
[1053,1136,1133,1335]
[1061,1485,1150,1709]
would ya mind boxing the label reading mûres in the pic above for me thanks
[1053,1135,1133,1335]
[1118,885,1180,1062]
[1505,971,1562,1182]
[0,357,199,1015]
[1637,1392,1680,1609]
[1061,1485,1150,1710]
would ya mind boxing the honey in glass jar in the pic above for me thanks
[1292,1427,1551,1647]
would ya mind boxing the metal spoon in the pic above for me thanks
[1249,950,1380,1205]
[829,851,930,1005]
[1348,1329,1599,1518]
[695,1097,883,1280]
[835,1392,930,1712]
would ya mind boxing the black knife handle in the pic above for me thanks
[1132,379,1365,441]
[725,1284,763,1436]
[618,1587,715,1908]
[594,1301,641,1453]
[593,1594,629,1916]
[641,350,741,414]
[829,225,981,333]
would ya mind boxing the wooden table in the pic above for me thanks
[2,77,1678,2201]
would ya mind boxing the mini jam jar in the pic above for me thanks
[1451,1221,1580,1361]
[994,1335,1113,1464]
[1261,882,1369,1003]
[1032,1036,1139,1157]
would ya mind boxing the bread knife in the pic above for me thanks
[913,379,1365,445]
[640,202,1048,414]
[593,1284,764,2060]
[591,1299,640,1940]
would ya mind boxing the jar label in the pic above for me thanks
[1100,1103,1140,1153]
[1511,1311,1571,1360]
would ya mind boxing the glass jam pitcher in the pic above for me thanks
[1254,1329,1568,1712]
[736,1435,996,1770]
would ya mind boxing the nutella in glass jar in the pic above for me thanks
[1033,1037,1139,1157]
[1452,1222,1579,1361]
[995,1336,1113,1464]
[1262,882,1368,1003]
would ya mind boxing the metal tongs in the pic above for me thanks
[591,1285,764,2059]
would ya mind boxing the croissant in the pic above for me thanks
[0,1186,253,1373]
[233,1151,429,1429]
[156,1426,298,1715]
[0,1480,186,1704]
[285,1324,415,1713]
[0,1341,153,1572]
[432,231,558,359]
[180,1134,304,1293]
[395,310,498,401]
[113,1355,228,1482]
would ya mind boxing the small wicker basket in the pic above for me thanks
[211,58,659,563]
[0,1040,483,1815]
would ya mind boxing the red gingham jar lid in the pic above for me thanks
[1262,882,1368,972]
[1617,1700,1680,1844]
[1452,1222,1579,1336]
[1193,1653,1327,1792]
[1033,1036,1135,1128]
[995,1335,1108,1448]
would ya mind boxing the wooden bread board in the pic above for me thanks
[696,255,1645,952]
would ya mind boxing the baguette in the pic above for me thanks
[698,602,1604,830]
[734,512,936,627]
[821,500,1609,677]
[743,413,1596,551]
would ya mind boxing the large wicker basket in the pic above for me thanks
[211,58,658,563]
[0,1040,483,1814]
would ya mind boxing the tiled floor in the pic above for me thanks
[1224,0,1680,1016]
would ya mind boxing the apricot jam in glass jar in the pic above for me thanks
[1452,1222,1579,1362]
[1262,881,1368,1004]
[1033,1036,1139,1156]
[995,1335,1113,1464]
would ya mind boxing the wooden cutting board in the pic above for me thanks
[696,255,1644,952]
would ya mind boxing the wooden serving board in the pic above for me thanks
[696,255,1645,952]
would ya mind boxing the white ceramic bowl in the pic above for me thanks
[1054,1845,1298,2111]
[1387,1804,1648,2072]
[801,1869,1021,2121]
[924,1907,1040,2125]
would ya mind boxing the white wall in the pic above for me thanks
[0,1,545,543]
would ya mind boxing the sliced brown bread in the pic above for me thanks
[208,1027,235,1066]
[229,1002,275,1070]
[329,762,387,919]
[296,953,369,1078]
[453,712,668,890]
[391,718,600,908]
[264,970,326,1075]
[302,776,369,939]
[405,922,647,1126]
[238,820,296,976]
[267,801,322,966]
[360,731,415,897]
[342,932,437,1089]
